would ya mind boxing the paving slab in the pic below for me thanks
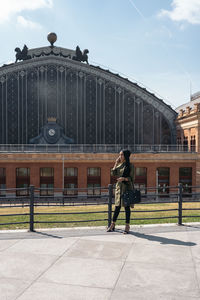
[110,286,200,300]
[126,242,194,266]
[4,236,78,256]
[0,239,19,252]
[65,239,133,260]
[17,282,112,300]
[0,252,57,281]
[0,223,200,300]
[0,278,30,300]
[39,256,124,289]
[115,261,200,298]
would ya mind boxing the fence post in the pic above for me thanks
[178,183,183,226]
[29,185,35,232]
[108,184,113,228]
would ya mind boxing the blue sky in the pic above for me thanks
[0,0,199,109]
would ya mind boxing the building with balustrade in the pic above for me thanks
[0,33,199,196]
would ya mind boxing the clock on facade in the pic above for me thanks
[48,128,56,136]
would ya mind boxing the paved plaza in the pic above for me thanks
[0,223,200,300]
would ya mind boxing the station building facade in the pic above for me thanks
[0,36,199,196]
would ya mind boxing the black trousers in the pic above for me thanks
[112,205,131,224]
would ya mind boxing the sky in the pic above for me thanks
[0,0,199,109]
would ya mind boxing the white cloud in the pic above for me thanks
[0,0,53,23]
[158,0,200,25]
[17,16,42,29]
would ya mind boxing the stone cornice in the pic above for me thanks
[0,152,197,163]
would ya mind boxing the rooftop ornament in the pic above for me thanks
[72,46,89,64]
[47,32,57,48]
[15,44,31,63]
[12,33,89,64]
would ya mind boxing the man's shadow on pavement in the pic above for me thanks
[129,231,196,247]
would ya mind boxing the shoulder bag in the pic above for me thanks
[122,189,141,206]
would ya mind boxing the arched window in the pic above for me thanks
[183,136,188,151]
[190,136,196,152]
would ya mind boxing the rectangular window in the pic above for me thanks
[64,167,78,177]
[16,168,30,196]
[134,167,147,194]
[64,167,78,195]
[179,167,192,195]
[40,167,54,196]
[87,183,101,195]
[0,168,6,196]
[87,167,101,195]
[157,167,169,195]
[40,167,54,177]
[88,167,101,176]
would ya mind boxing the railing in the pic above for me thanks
[0,185,200,231]
[0,144,196,153]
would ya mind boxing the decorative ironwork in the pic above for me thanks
[0,55,176,145]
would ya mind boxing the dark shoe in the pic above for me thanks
[107,223,115,232]
[123,224,130,234]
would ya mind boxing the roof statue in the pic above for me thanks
[72,46,89,64]
[13,33,89,64]
[15,44,31,63]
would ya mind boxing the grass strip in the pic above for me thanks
[0,202,199,230]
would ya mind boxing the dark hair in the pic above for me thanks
[122,149,131,178]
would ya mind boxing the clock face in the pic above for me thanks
[48,128,56,136]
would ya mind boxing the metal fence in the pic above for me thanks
[0,184,200,231]
[0,144,196,153]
